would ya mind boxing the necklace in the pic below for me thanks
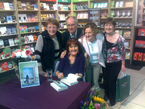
[69,56,76,66]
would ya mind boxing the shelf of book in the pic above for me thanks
[20,31,40,35]
[23,41,37,45]
[41,10,56,12]
[73,1,88,4]
[18,10,39,12]
[110,7,133,10]
[0,57,11,61]
[58,10,71,12]
[19,22,39,24]
[0,34,18,37]
[0,23,17,25]
[59,28,67,30]
[0,68,15,74]
[0,10,16,12]
[100,8,109,10]
[125,37,131,40]
[73,9,88,12]
[115,27,132,30]
[0,45,19,50]
[113,17,132,19]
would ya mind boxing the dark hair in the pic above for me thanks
[105,17,116,27]
[46,18,59,29]
[66,16,78,24]
[83,22,98,35]
[66,38,82,55]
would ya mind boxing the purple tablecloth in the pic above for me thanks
[0,76,91,109]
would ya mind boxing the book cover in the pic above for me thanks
[111,1,115,8]
[30,4,34,10]
[19,61,40,88]
[33,4,38,10]
[17,1,22,9]
[49,4,54,10]
[21,2,26,10]
[1,62,9,71]
[90,3,93,8]
[7,61,13,69]
[14,38,20,45]
[50,81,68,92]
[22,14,27,22]
[0,2,4,10]
[0,39,4,47]
[3,39,9,46]
[94,3,97,8]
[18,14,24,22]
[8,39,14,46]
[0,27,7,35]
[0,16,6,23]
[26,2,31,10]
[4,2,10,10]
[28,35,34,42]
[24,35,29,43]
[110,11,114,18]
[40,3,44,10]
[12,16,16,23]
[23,25,28,33]
[9,3,14,10]
[11,27,17,34]
[6,16,13,23]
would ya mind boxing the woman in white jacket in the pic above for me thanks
[78,22,105,87]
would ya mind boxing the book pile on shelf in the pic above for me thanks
[0,38,19,48]
[17,1,38,10]
[59,14,69,20]
[123,31,131,38]
[93,2,108,8]
[0,2,14,10]
[135,40,145,48]
[0,15,16,24]
[73,4,88,10]
[41,14,56,21]
[116,22,132,28]
[20,25,39,33]
[133,52,145,61]
[18,14,39,22]
[0,61,13,72]
[101,11,107,18]
[0,26,17,36]
[77,12,88,19]
[58,4,70,11]
[111,1,133,8]
[21,34,37,44]
[110,10,132,18]
[78,21,87,27]
[40,2,57,10]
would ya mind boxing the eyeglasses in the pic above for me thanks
[47,26,57,29]
[67,24,76,27]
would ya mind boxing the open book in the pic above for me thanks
[61,73,81,86]
[50,81,68,92]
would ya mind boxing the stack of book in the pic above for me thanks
[17,1,38,10]
[0,2,14,10]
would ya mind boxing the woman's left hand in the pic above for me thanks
[121,65,126,72]
[75,73,82,78]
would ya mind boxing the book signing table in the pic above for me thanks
[0,75,91,109]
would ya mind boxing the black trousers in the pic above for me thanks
[102,61,121,106]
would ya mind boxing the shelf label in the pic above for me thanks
[58,0,71,3]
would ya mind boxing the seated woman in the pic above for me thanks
[56,38,85,80]
[34,18,63,77]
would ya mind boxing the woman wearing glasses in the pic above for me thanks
[35,18,63,77]
[78,22,105,87]
[56,38,84,80]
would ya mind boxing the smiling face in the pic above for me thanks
[46,23,58,37]
[85,27,95,42]
[69,44,78,56]
[66,17,77,35]
[104,22,115,34]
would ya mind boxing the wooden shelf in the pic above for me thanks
[19,22,39,24]
[20,31,40,35]
[73,9,88,12]
[110,7,133,10]
[101,8,108,10]
[77,18,88,20]
[41,10,56,12]
[0,22,17,25]
[114,17,132,19]
[59,28,67,30]
[58,10,71,12]
[101,17,107,19]
[0,68,15,74]
[23,41,37,45]
[0,34,18,37]
[0,57,11,61]
[73,1,88,4]
[18,10,38,12]
[0,10,16,12]
[0,45,19,50]
[126,48,131,50]
[124,37,131,40]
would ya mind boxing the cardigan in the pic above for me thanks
[78,33,105,67]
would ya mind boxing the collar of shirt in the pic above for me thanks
[70,29,77,38]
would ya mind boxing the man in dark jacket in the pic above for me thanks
[62,16,83,49]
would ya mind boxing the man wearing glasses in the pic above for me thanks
[62,16,83,49]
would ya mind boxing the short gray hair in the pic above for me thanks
[66,16,78,24]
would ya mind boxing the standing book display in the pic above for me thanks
[88,8,101,27]
[19,61,40,88]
